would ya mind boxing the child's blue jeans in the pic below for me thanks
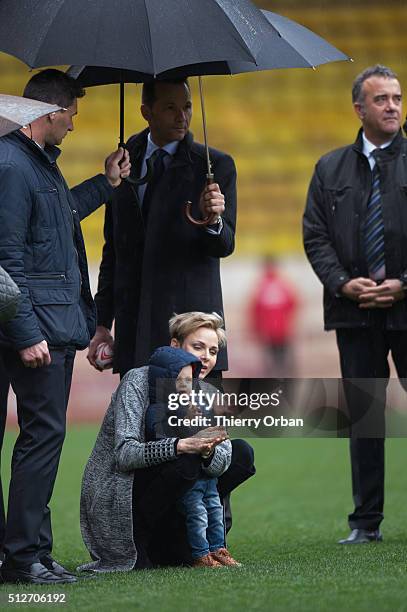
[178,478,225,559]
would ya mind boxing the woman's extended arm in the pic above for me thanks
[113,369,229,472]
[114,369,178,472]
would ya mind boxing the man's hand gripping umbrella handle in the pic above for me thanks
[185,173,214,226]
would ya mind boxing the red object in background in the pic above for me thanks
[251,265,298,345]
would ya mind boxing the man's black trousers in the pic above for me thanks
[336,324,407,530]
[0,347,75,567]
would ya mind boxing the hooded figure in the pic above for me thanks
[146,346,204,441]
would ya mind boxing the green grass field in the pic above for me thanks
[1,428,406,611]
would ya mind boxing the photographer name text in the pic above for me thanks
[168,415,304,429]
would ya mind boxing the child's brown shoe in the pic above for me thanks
[211,548,242,567]
[192,553,222,568]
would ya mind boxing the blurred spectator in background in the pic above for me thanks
[249,258,299,377]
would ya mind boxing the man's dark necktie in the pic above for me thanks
[142,149,168,224]
[364,150,385,277]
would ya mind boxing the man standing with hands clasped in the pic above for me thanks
[304,65,407,544]
[0,69,130,584]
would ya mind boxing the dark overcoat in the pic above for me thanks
[303,128,407,330]
[95,129,237,374]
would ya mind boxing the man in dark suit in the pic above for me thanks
[303,65,407,544]
[87,79,236,377]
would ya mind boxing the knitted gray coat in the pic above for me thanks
[78,367,232,573]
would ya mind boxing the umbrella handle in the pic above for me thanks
[185,174,217,226]
[125,154,155,186]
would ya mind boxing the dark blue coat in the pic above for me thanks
[0,131,113,350]
[146,346,201,441]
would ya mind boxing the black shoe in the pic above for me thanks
[132,519,153,570]
[133,539,153,570]
[1,561,71,585]
[338,528,383,544]
[40,556,77,582]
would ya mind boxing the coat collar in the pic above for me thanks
[352,127,403,160]
[127,128,194,169]
[7,130,62,165]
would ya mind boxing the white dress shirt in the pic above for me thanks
[362,132,393,169]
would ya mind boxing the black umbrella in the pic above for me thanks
[70,9,350,158]
[0,0,279,180]
[0,0,275,72]
[68,9,350,222]
[0,0,284,229]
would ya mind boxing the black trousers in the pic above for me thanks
[336,323,407,530]
[0,352,9,553]
[132,439,255,566]
[0,346,75,566]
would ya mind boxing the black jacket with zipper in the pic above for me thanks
[0,131,113,350]
[303,128,407,330]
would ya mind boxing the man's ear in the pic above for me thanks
[354,102,365,120]
[141,104,151,123]
[170,338,181,348]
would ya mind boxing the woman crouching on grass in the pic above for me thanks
[79,312,255,572]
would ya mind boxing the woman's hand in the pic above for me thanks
[192,426,227,439]
[177,432,227,456]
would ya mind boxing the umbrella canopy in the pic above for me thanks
[68,9,350,175]
[0,94,62,138]
[70,9,350,86]
[68,8,350,224]
[0,0,276,73]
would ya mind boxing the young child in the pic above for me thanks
[146,346,241,568]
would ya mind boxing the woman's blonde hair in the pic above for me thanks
[168,312,227,347]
